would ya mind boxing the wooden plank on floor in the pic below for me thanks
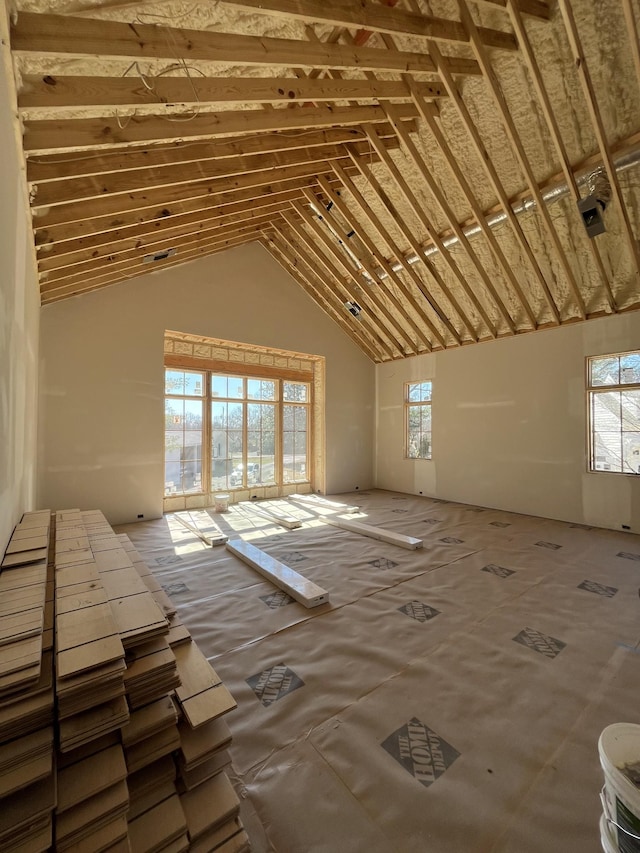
[174,642,222,703]
[325,517,423,550]
[1,549,48,568]
[226,539,329,608]
[180,684,237,729]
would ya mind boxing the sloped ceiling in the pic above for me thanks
[5,0,640,361]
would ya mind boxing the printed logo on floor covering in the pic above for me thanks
[534,541,562,550]
[161,582,189,594]
[578,580,618,598]
[422,518,441,525]
[512,627,566,659]
[279,551,307,563]
[246,663,304,706]
[392,509,409,513]
[381,718,460,788]
[489,521,511,528]
[368,558,398,570]
[481,564,515,579]
[399,601,441,622]
[440,537,464,544]
[617,551,640,561]
[260,590,295,608]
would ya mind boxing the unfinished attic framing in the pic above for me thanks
[3,0,638,362]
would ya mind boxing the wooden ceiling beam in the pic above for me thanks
[290,201,419,354]
[264,232,384,362]
[31,134,405,209]
[38,199,292,271]
[384,99,513,336]
[10,12,467,75]
[19,74,447,112]
[40,232,260,303]
[557,0,640,283]
[505,0,616,315]
[403,74,537,329]
[426,40,560,325]
[282,208,405,358]
[477,0,550,17]
[345,147,463,345]
[41,223,270,294]
[26,121,418,183]
[23,102,421,154]
[329,158,450,348]
[32,156,361,229]
[364,123,481,341]
[34,174,343,245]
[458,0,585,321]
[40,215,278,283]
[280,217,399,360]
[314,175,442,350]
[215,0,517,50]
[304,185,433,352]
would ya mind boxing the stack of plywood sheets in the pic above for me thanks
[0,510,55,852]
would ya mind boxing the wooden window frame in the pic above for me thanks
[587,350,640,475]
[404,380,433,460]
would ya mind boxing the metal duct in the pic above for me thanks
[382,145,640,271]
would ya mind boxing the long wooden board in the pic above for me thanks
[225,539,329,607]
[325,517,423,550]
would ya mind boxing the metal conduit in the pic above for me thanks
[381,145,640,274]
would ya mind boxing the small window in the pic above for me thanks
[588,351,640,474]
[405,381,432,459]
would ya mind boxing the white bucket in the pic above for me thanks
[213,494,230,513]
[599,723,640,852]
[600,812,620,853]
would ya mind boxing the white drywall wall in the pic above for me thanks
[0,26,40,555]
[38,243,374,524]
[375,312,640,532]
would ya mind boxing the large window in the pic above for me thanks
[588,351,640,473]
[166,368,311,495]
[405,381,432,459]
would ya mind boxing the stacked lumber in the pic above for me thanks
[0,509,55,852]
[55,739,130,852]
[171,642,249,851]
[54,509,129,753]
[0,508,249,853]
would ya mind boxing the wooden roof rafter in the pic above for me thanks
[281,206,409,358]
[213,0,519,50]
[556,0,640,284]
[302,184,434,353]
[504,0,616,315]
[262,232,386,362]
[456,0,587,322]
[10,12,479,75]
[315,172,445,349]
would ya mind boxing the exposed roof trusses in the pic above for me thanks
[5,0,640,360]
